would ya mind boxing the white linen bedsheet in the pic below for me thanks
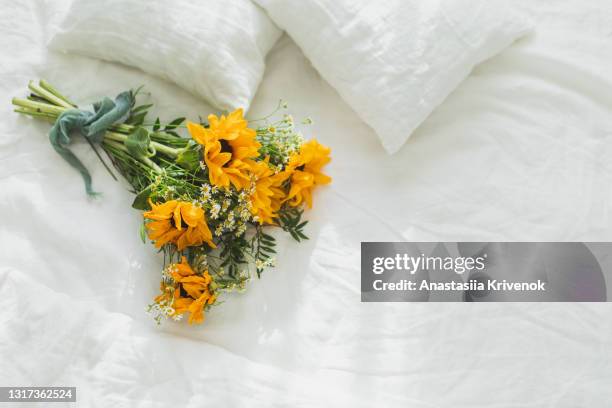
[1,0,611,407]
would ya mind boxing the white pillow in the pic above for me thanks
[254,0,531,153]
[49,0,282,112]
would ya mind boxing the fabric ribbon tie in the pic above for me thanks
[49,91,133,196]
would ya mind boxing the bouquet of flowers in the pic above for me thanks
[12,80,331,325]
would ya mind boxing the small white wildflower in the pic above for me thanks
[215,225,224,236]
[199,161,207,171]
[222,198,231,211]
[240,208,251,221]
[224,218,235,231]
[210,203,221,219]
[172,314,183,321]
[162,264,177,279]
[235,223,247,236]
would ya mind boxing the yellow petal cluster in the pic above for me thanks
[144,200,215,250]
[155,257,217,324]
[249,158,289,224]
[284,139,332,208]
[187,109,260,190]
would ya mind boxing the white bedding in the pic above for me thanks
[1,0,612,406]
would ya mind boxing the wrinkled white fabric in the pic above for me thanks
[48,0,281,112]
[255,0,532,154]
[1,0,612,406]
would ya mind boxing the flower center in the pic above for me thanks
[219,139,233,154]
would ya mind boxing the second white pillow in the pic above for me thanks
[255,0,531,153]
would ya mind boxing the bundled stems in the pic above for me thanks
[11,81,182,175]
[12,96,180,159]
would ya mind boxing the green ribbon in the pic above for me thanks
[49,91,133,196]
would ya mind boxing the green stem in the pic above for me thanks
[27,95,50,104]
[103,140,161,174]
[103,139,129,152]
[39,79,77,107]
[13,108,56,122]
[106,131,178,158]
[12,97,65,115]
[28,81,73,109]
[140,155,163,173]
[151,141,179,158]
[104,131,129,143]
[85,137,118,181]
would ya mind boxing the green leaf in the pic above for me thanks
[176,147,200,171]
[261,233,275,241]
[130,85,145,103]
[139,222,147,243]
[126,111,147,126]
[125,127,152,158]
[131,103,153,115]
[153,117,161,131]
[132,185,152,210]
[165,117,185,130]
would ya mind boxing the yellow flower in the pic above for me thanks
[155,257,216,325]
[144,200,216,251]
[187,108,261,190]
[284,139,331,208]
[249,158,288,224]
[188,292,217,325]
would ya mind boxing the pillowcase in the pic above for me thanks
[49,0,282,112]
[254,0,531,153]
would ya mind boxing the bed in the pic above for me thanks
[1,0,611,406]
